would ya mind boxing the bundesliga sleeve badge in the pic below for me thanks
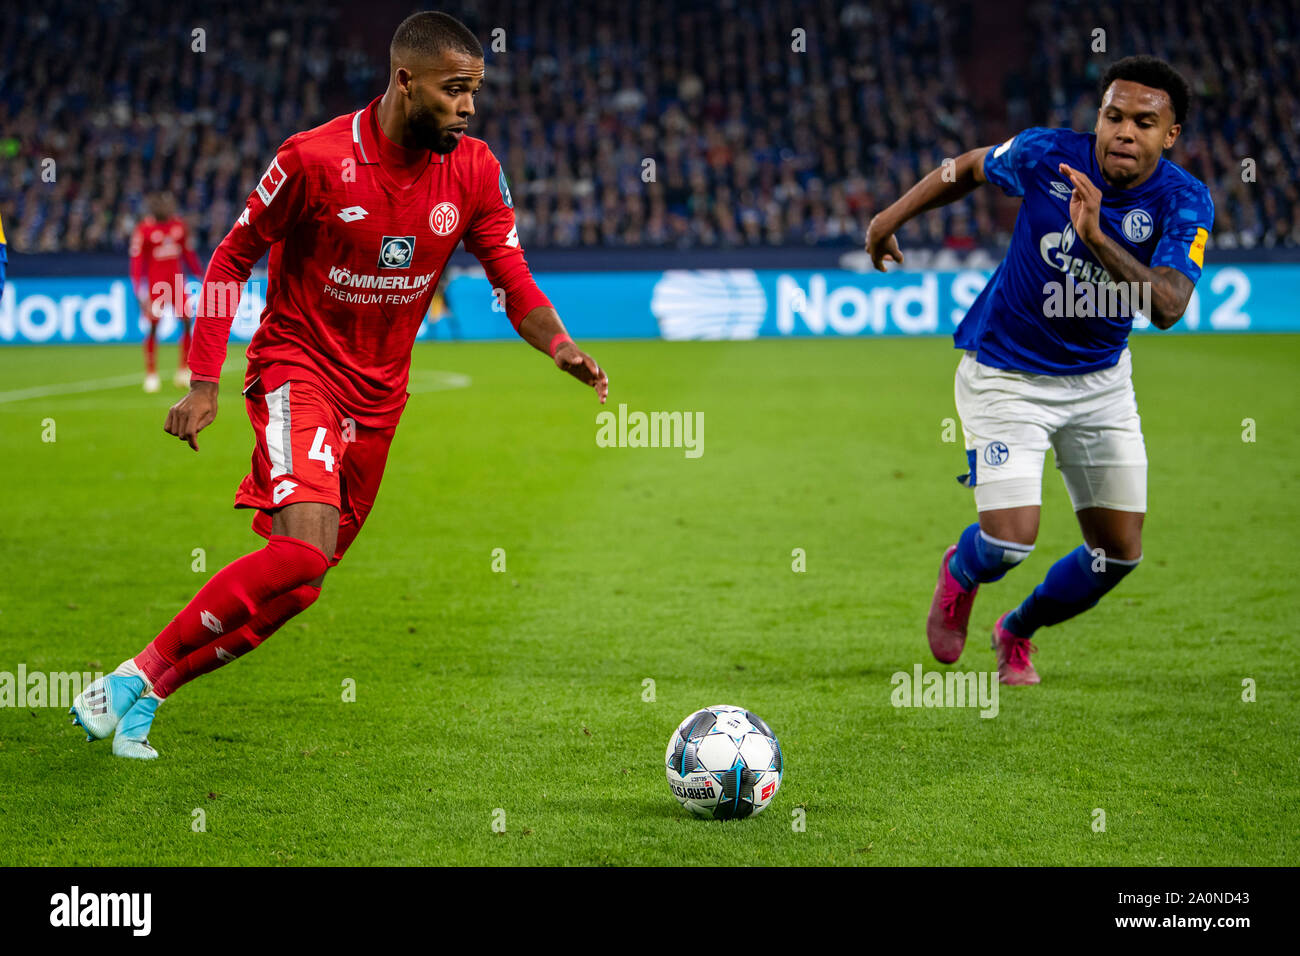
[498,167,513,208]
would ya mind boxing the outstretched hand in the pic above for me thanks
[865,214,904,272]
[554,342,609,404]
[164,380,219,451]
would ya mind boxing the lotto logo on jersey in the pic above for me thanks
[255,158,288,207]
[378,236,415,269]
[428,202,460,236]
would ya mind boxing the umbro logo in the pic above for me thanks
[215,647,238,663]
[338,206,369,222]
[273,479,298,504]
[200,610,224,635]
[1049,181,1073,200]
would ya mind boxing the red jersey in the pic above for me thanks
[190,95,551,426]
[129,216,203,300]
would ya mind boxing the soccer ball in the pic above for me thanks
[665,704,783,820]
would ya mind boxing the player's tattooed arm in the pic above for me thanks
[1059,163,1194,329]
[518,306,609,404]
[865,146,992,272]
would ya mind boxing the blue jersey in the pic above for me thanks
[955,127,1213,374]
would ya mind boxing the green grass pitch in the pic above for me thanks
[1,334,1296,866]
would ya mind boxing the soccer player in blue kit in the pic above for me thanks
[864,56,1214,684]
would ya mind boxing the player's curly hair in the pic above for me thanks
[391,11,483,66]
[1100,55,1191,126]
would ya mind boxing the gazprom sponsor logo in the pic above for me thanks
[1040,221,1112,284]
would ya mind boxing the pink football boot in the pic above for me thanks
[926,545,978,663]
[992,613,1040,685]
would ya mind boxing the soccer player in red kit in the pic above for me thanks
[129,190,204,391]
[72,12,609,759]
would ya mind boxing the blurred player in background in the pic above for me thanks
[0,209,7,300]
[129,190,204,391]
[426,270,460,339]
[865,56,1213,685]
[72,11,607,758]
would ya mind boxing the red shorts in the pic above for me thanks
[235,376,398,566]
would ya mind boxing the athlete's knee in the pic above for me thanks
[1087,543,1143,571]
[1079,513,1144,563]
[1109,541,1143,564]
[264,534,330,591]
[953,521,1035,587]
[977,527,1035,571]
[977,505,1040,548]
[271,501,341,562]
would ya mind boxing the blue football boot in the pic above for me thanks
[69,660,149,741]
[113,694,163,760]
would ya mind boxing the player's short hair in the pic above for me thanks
[1099,55,1190,126]
[390,11,483,68]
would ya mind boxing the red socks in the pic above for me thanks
[178,322,192,369]
[144,325,158,373]
[152,584,321,698]
[135,535,329,684]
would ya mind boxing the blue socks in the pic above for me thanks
[947,525,1141,638]
[1004,545,1140,638]
[948,522,1035,590]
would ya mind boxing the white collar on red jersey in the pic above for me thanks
[352,95,446,167]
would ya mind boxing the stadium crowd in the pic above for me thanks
[1021,0,1300,249]
[1,0,1296,255]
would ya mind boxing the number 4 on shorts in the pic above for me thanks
[309,427,335,472]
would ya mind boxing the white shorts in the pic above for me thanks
[953,350,1147,513]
